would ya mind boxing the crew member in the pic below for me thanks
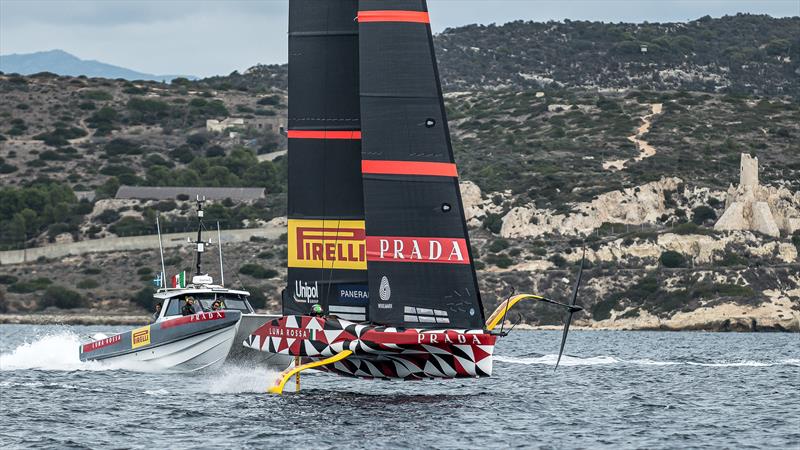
[211,301,222,311]
[151,302,162,322]
[181,297,196,316]
[310,304,324,317]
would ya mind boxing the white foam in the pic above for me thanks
[495,355,620,366]
[195,365,281,394]
[496,354,800,368]
[1,331,97,371]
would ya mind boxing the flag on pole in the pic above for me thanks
[172,271,186,288]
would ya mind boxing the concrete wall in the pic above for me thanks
[0,226,283,266]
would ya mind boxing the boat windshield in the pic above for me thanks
[197,294,252,313]
[164,294,214,317]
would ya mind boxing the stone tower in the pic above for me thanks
[739,154,758,189]
[715,153,784,237]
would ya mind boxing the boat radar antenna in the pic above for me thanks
[188,195,211,277]
[217,221,224,287]
[156,215,167,290]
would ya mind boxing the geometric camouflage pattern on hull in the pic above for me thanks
[244,315,496,380]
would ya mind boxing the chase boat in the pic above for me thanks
[79,199,292,372]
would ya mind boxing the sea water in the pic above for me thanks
[0,325,797,449]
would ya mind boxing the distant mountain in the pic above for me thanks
[0,49,195,82]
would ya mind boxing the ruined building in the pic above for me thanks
[714,154,800,236]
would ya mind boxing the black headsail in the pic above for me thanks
[357,0,484,329]
[284,0,370,321]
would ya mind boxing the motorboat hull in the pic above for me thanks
[79,311,241,372]
[228,313,294,370]
[245,315,496,380]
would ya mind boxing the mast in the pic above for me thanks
[284,0,369,321]
[217,221,224,287]
[190,195,207,277]
[357,0,485,329]
[156,215,167,289]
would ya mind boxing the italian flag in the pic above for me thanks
[172,271,186,288]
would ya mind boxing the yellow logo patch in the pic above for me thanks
[288,219,366,270]
[131,325,151,349]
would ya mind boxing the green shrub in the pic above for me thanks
[40,286,84,309]
[245,285,266,309]
[257,95,281,106]
[549,254,568,268]
[109,217,151,236]
[483,213,503,234]
[136,267,153,276]
[485,254,513,268]
[239,263,278,279]
[96,209,120,224]
[691,205,717,225]
[76,279,99,289]
[488,239,510,253]
[33,126,87,147]
[105,138,142,156]
[82,90,113,101]
[257,251,274,259]
[718,251,747,266]
[659,250,686,268]
[592,297,616,321]
[131,286,156,310]
[8,277,52,293]
[0,274,19,285]
[82,267,102,275]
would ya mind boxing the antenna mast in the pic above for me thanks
[156,215,166,289]
[189,196,209,277]
[217,221,224,287]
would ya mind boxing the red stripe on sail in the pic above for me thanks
[287,130,362,140]
[357,10,430,23]
[362,160,458,177]
[366,236,470,264]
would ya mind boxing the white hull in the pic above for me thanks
[98,323,239,373]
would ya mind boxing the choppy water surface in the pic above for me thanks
[0,325,797,449]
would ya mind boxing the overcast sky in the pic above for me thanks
[1,0,797,77]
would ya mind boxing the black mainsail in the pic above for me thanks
[284,0,369,321]
[357,0,484,329]
[251,0,584,391]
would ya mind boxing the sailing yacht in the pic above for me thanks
[246,0,582,393]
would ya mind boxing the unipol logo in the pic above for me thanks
[366,236,470,264]
[288,219,366,270]
[293,280,319,303]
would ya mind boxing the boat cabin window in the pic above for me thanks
[164,298,181,317]
[164,295,207,317]
[216,294,253,313]
[195,294,252,313]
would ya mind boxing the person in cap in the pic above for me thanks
[151,302,162,323]
[181,297,196,316]
[310,304,324,317]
